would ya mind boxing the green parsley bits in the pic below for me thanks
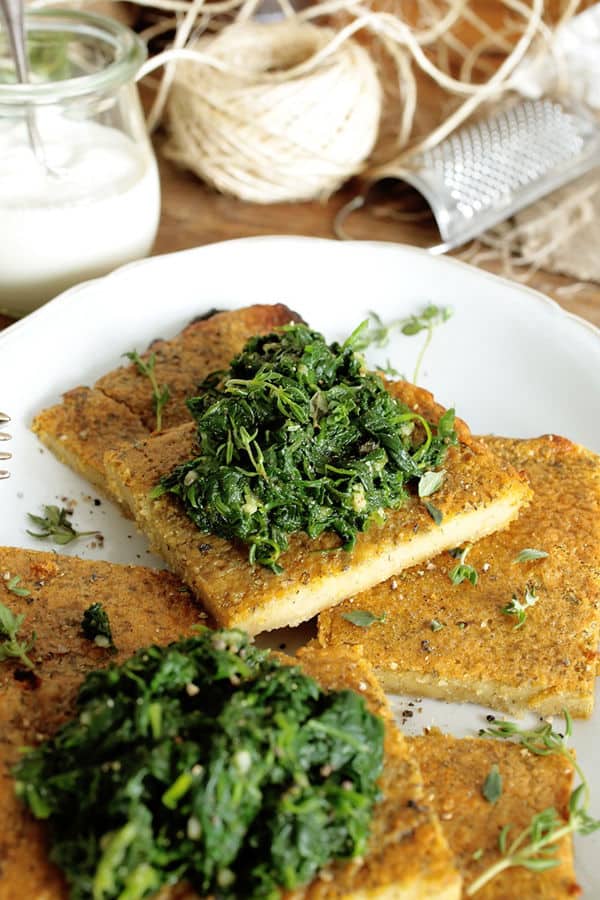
[153,324,456,572]
[14,628,385,900]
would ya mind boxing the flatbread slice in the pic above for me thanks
[318,435,600,717]
[409,730,578,899]
[0,547,461,900]
[104,383,530,635]
[31,304,302,495]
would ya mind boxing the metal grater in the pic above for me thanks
[401,98,600,252]
[0,412,11,479]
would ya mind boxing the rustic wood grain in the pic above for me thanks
[153,153,600,328]
[1,147,598,332]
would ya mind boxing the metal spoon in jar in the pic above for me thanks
[0,0,58,175]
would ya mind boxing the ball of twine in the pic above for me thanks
[163,20,382,204]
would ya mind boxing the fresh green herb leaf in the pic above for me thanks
[379,359,403,378]
[480,709,576,769]
[468,710,600,895]
[424,501,443,526]
[436,408,456,441]
[14,628,385,900]
[501,584,538,629]
[430,619,444,632]
[0,599,36,669]
[154,324,456,572]
[342,609,387,628]
[81,602,116,651]
[124,350,171,431]
[5,575,31,597]
[352,305,453,384]
[402,305,453,383]
[482,764,502,804]
[513,548,549,564]
[418,469,445,498]
[26,505,100,546]
[349,312,391,351]
[472,848,484,861]
[449,546,478,586]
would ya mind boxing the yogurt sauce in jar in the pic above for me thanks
[0,10,161,316]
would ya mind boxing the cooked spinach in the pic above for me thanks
[15,628,385,900]
[152,323,456,571]
[81,602,116,651]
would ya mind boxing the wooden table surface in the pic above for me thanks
[154,152,600,329]
[1,148,599,331]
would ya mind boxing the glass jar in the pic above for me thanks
[0,10,160,315]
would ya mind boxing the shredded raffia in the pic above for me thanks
[28,0,591,279]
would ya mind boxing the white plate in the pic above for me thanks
[1,236,599,892]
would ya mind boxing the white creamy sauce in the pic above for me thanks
[0,112,160,315]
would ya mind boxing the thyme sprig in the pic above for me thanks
[501,584,538,629]
[0,600,36,669]
[468,712,599,895]
[27,505,100,546]
[449,545,478,586]
[342,609,387,628]
[124,350,170,431]
[513,548,548,564]
[154,324,456,572]
[354,305,453,383]
[5,575,30,597]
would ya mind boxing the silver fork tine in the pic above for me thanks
[0,412,10,477]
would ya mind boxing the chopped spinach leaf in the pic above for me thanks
[153,324,456,572]
[15,628,385,900]
[81,602,116,651]
[423,501,443,525]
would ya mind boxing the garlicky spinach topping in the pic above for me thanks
[15,628,385,900]
[152,324,457,572]
[81,602,116,651]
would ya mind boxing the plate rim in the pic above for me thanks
[1,233,599,890]
[2,235,599,349]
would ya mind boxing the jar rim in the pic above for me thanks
[0,9,146,103]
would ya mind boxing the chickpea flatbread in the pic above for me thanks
[318,435,600,717]
[31,304,302,496]
[0,547,461,900]
[104,383,530,635]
